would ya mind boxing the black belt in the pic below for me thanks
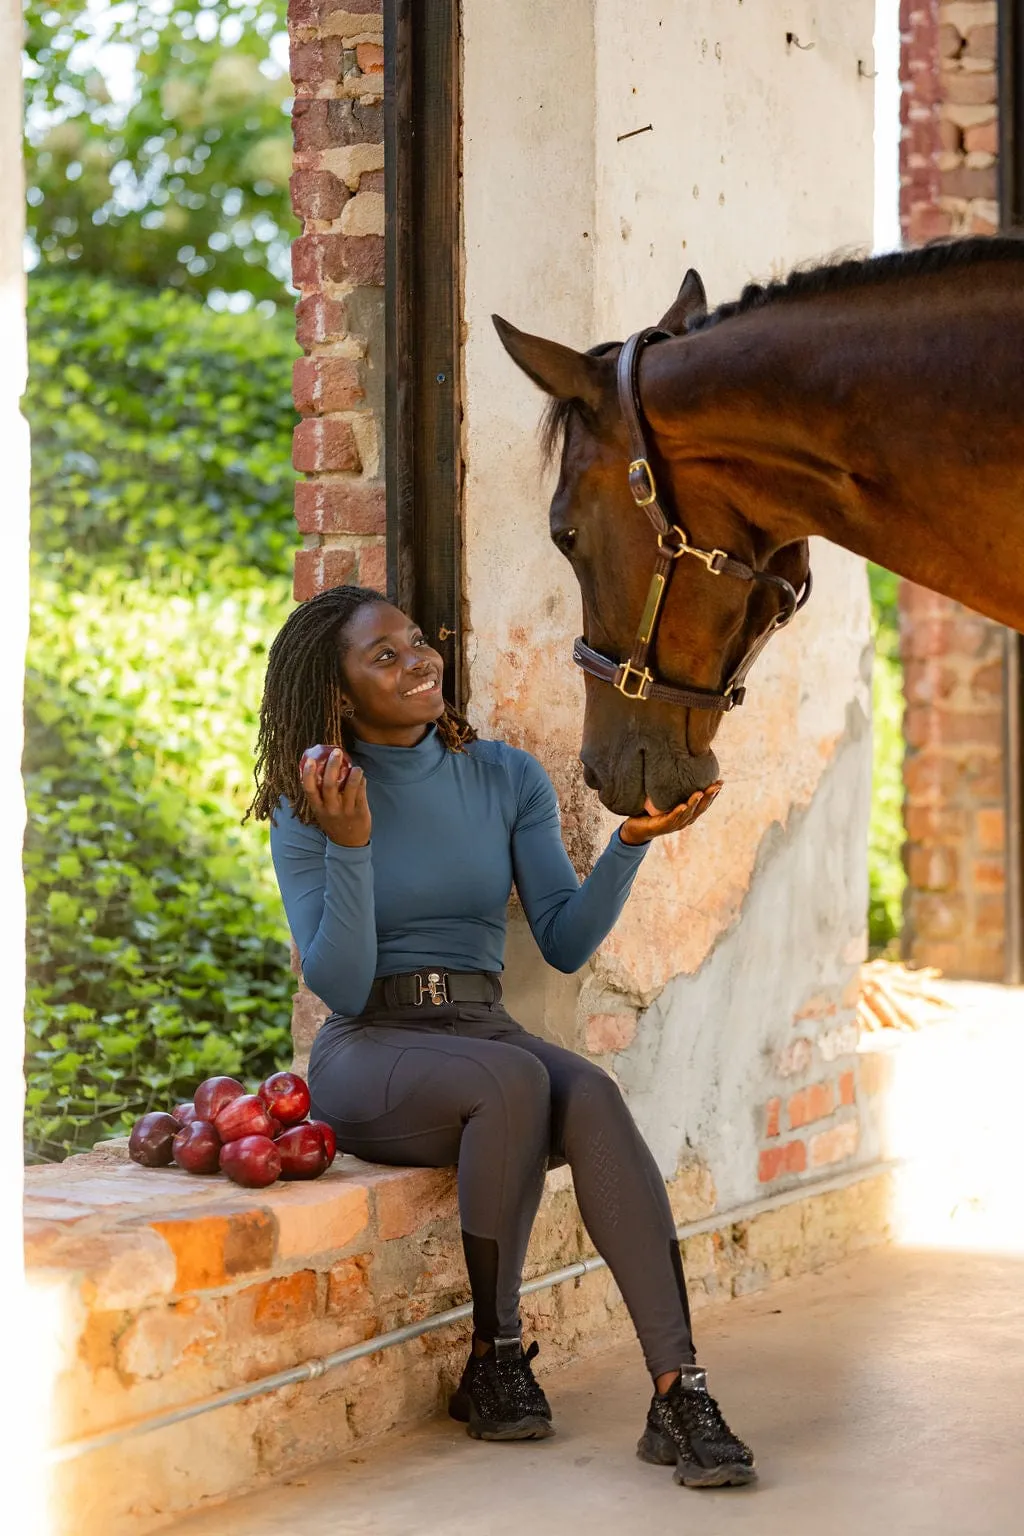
[366,970,502,1010]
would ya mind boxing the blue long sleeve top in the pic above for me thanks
[269,726,648,1018]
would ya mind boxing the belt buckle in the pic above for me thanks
[414,971,450,1007]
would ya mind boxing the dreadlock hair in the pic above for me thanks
[244,584,477,827]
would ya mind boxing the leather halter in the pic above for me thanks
[572,327,812,711]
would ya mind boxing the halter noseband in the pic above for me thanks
[572,327,812,711]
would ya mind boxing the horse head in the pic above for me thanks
[493,271,810,817]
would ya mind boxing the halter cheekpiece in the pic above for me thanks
[572,327,812,711]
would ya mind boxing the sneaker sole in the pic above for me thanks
[449,1390,553,1440]
[637,1426,756,1488]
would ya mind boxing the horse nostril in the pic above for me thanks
[581,761,600,791]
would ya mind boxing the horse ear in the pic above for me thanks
[657,268,708,334]
[492,315,607,411]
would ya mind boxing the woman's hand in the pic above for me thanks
[302,749,371,848]
[619,782,723,846]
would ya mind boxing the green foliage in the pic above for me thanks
[24,1,294,304]
[868,564,906,955]
[24,273,300,1161]
[25,272,297,584]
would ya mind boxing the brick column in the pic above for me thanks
[288,0,386,1060]
[897,0,1006,978]
[289,0,386,603]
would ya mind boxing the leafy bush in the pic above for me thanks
[25,272,297,584]
[24,274,300,1160]
[868,564,906,954]
[23,575,295,1162]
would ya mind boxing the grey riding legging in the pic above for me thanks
[307,998,695,1378]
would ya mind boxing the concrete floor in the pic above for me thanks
[166,1244,1024,1536]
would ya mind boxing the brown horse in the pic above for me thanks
[494,237,1024,817]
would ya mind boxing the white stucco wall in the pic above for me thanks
[462,0,875,1212]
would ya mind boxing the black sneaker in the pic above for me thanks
[449,1337,553,1441]
[637,1366,756,1487]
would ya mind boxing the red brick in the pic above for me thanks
[585,1012,637,1054]
[150,1209,275,1293]
[764,1097,781,1139]
[356,43,384,73]
[940,164,997,200]
[905,843,958,892]
[903,752,962,806]
[374,1167,456,1240]
[290,36,345,90]
[976,895,1006,936]
[323,0,383,12]
[905,708,1002,751]
[251,1270,319,1333]
[968,209,999,236]
[293,356,364,415]
[294,479,385,536]
[972,858,1005,892]
[357,539,387,594]
[942,70,996,107]
[903,660,957,705]
[292,418,361,474]
[291,233,348,289]
[290,169,350,222]
[358,169,385,194]
[976,808,1005,853]
[293,98,385,155]
[326,1253,373,1316]
[963,119,998,156]
[904,805,966,842]
[758,1140,807,1184]
[938,22,963,59]
[296,294,349,349]
[839,1070,856,1108]
[906,891,965,942]
[809,1119,859,1169]
[293,546,358,602]
[787,1081,835,1131]
[907,205,955,243]
[340,234,385,286]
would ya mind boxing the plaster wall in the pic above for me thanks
[461,0,876,1212]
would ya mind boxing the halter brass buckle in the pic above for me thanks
[627,458,658,507]
[615,660,655,700]
[414,971,450,1007]
[658,526,728,573]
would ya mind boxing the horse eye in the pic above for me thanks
[553,528,578,557]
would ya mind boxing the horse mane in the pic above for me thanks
[540,235,1024,462]
[687,234,1024,334]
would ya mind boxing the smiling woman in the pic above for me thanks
[242,582,749,1471]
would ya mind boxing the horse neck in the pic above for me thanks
[642,273,1024,629]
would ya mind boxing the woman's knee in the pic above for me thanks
[468,1047,551,1124]
[560,1061,629,1133]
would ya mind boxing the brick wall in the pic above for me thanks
[289,0,386,603]
[288,0,386,1047]
[897,0,1007,978]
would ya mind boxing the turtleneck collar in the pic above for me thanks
[348,723,448,784]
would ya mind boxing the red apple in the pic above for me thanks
[172,1120,221,1175]
[300,744,351,791]
[173,1102,199,1127]
[194,1075,245,1122]
[129,1112,181,1167]
[276,1120,337,1179]
[214,1093,276,1143]
[258,1071,311,1127]
[220,1135,281,1188]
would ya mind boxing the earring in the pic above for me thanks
[341,705,355,719]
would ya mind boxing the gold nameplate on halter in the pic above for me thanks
[615,660,655,700]
[638,572,667,646]
[627,458,658,507]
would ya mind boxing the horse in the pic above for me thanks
[493,237,1024,818]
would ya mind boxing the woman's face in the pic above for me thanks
[339,602,445,739]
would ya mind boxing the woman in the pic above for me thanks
[248,584,755,1489]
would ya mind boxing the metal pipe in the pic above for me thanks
[44,1157,897,1466]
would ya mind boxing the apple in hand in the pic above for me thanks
[300,744,351,790]
[194,1076,245,1122]
[258,1071,311,1127]
[214,1093,276,1143]
[276,1120,337,1179]
[220,1135,282,1188]
[172,1120,221,1175]
[129,1112,181,1167]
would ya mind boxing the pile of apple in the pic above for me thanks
[128,1072,336,1188]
